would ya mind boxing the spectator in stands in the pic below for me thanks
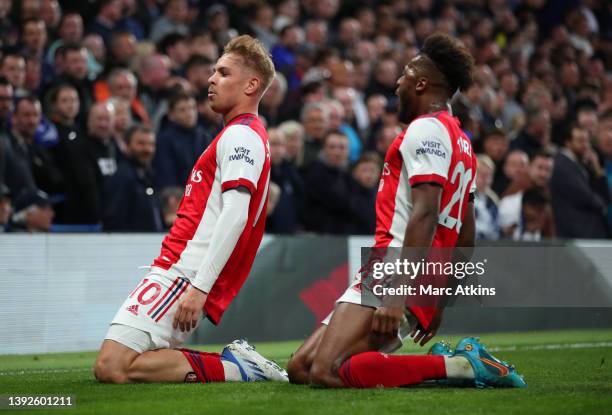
[0,182,10,232]
[46,83,82,143]
[266,128,303,234]
[574,98,599,139]
[157,33,191,77]
[108,97,132,156]
[511,108,552,157]
[4,97,63,196]
[10,189,54,232]
[303,131,352,234]
[551,123,610,239]
[0,77,13,186]
[499,71,524,138]
[474,155,501,240]
[248,2,277,50]
[366,56,399,99]
[364,94,387,150]
[261,73,288,127]
[84,101,118,177]
[185,55,214,95]
[349,152,380,234]
[103,125,162,232]
[153,93,207,189]
[116,0,145,41]
[493,149,529,196]
[106,30,138,70]
[53,43,94,121]
[513,188,553,241]
[0,75,13,133]
[498,151,555,239]
[333,87,364,162]
[45,83,85,223]
[87,0,124,47]
[301,102,330,168]
[160,186,183,229]
[0,0,19,50]
[194,91,221,140]
[150,0,189,43]
[46,13,84,65]
[278,120,304,167]
[21,18,47,59]
[375,125,400,160]
[271,24,304,91]
[595,110,612,227]
[481,129,510,189]
[503,150,555,197]
[53,100,116,225]
[138,53,172,128]
[82,34,105,79]
[1,53,27,97]
[103,68,149,125]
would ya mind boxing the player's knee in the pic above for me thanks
[94,356,129,384]
[308,361,335,387]
[287,353,309,384]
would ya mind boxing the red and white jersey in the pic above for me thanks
[375,110,477,249]
[152,113,271,324]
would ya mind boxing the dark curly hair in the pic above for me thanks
[421,33,475,93]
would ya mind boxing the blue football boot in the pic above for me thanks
[221,339,288,382]
[453,337,527,388]
[428,341,453,356]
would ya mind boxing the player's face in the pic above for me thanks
[207,53,253,116]
[396,60,418,123]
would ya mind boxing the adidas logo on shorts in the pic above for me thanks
[126,304,139,316]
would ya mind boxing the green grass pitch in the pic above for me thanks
[1,329,611,415]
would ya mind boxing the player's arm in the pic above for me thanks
[372,117,452,341]
[173,187,252,332]
[173,125,265,332]
[372,183,442,337]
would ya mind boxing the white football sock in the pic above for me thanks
[444,356,475,380]
[221,360,243,382]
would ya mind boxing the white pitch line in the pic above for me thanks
[488,341,612,352]
[1,341,611,376]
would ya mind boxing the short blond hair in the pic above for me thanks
[223,35,275,95]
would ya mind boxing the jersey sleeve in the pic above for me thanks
[216,125,266,194]
[399,117,453,187]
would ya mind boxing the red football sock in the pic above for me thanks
[339,352,446,388]
[180,349,225,383]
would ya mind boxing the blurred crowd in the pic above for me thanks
[0,0,610,240]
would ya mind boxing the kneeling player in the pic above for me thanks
[287,33,526,389]
[94,36,287,384]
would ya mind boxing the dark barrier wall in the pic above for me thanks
[195,235,349,344]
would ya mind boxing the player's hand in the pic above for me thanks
[409,308,444,346]
[372,306,404,335]
[173,287,207,332]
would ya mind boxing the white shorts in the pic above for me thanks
[321,276,417,354]
[104,267,201,353]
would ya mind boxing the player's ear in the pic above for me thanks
[245,76,261,96]
[415,77,428,95]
